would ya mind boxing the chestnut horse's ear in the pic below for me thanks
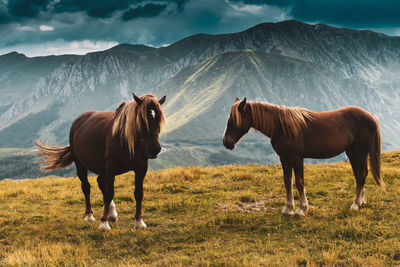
[158,95,166,105]
[132,92,142,105]
[115,102,125,114]
[235,97,240,102]
[238,97,247,111]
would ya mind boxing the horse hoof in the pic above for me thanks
[99,221,111,231]
[108,201,118,222]
[281,206,295,216]
[135,219,147,228]
[109,216,118,222]
[84,214,95,222]
[295,208,306,217]
[350,203,359,211]
[281,210,295,216]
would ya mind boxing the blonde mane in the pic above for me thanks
[112,94,166,155]
[232,101,313,137]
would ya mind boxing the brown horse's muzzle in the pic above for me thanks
[147,145,161,159]
[222,136,235,150]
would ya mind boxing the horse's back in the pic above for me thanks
[337,106,379,136]
[311,106,378,133]
[302,106,378,158]
[70,111,114,174]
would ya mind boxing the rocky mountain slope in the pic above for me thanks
[1,20,400,174]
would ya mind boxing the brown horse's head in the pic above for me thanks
[112,93,166,159]
[133,93,166,159]
[223,98,252,150]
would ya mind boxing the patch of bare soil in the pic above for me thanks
[216,197,284,213]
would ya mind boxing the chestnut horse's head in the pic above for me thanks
[112,93,166,159]
[223,97,252,150]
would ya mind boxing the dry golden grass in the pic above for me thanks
[1,151,400,266]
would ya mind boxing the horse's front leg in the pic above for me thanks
[293,159,308,216]
[134,164,148,228]
[97,175,118,223]
[99,162,115,231]
[280,159,294,215]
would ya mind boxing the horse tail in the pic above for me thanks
[35,141,74,170]
[369,115,384,189]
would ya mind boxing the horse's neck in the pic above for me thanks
[250,102,277,138]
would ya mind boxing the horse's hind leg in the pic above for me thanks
[280,159,294,215]
[293,158,308,216]
[97,175,118,222]
[76,163,94,221]
[353,158,368,210]
[98,162,116,231]
[346,145,368,211]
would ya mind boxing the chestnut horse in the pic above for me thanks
[223,98,384,216]
[36,93,166,230]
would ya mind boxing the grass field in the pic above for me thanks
[1,151,400,266]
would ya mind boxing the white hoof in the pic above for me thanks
[281,205,295,216]
[350,203,360,211]
[295,208,306,216]
[84,214,95,222]
[135,219,147,228]
[99,221,111,231]
[108,200,118,222]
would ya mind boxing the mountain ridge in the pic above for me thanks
[2,20,399,59]
[0,20,399,176]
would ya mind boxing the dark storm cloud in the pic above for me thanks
[0,7,10,23]
[230,0,292,6]
[52,0,133,19]
[175,0,188,12]
[1,0,400,57]
[0,0,188,23]
[229,0,400,27]
[290,1,400,27]
[8,0,49,18]
[0,0,200,51]
[122,3,167,21]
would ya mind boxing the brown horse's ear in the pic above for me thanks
[238,98,247,111]
[132,92,142,105]
[158,95,166,105]
[235,97,240,102]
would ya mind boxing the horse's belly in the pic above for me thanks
[74,143,106,174]
[72,129,107,174]
[304,136,351,159]
[305,150,344,159]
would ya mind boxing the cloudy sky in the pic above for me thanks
[1,0,400,57]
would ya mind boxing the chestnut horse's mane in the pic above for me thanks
[112,94,165,155]
[232,101,313,137]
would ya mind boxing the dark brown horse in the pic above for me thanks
[223,98,384,216]
[36,93,166,230]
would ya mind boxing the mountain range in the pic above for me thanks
[1,20,400,178]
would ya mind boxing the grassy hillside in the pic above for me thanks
[1,151,400,265]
